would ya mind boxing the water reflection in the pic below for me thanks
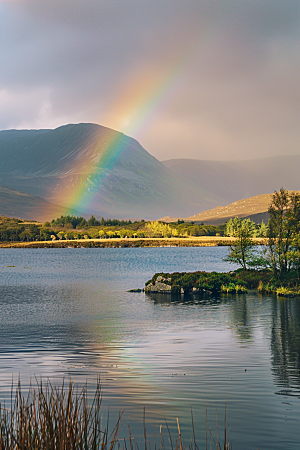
[271,297,300,397]
[145,292,224,306]
[147,290,300,398]
[1,248,300,449]
[227,295,253,342]
[146,292,254,341]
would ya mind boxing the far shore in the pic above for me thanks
[0,236,267,249]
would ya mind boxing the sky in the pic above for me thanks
[0,0,300,161]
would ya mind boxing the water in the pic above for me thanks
[1,247,300,449]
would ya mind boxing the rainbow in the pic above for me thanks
[56,131,129,214]
[54,28,211,215]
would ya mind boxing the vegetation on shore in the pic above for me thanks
[145,189,300,297]
[0,211,269,244]
[0,216,228,243]
[0,379,230,450]
[145,268,300,297]
[0,238,234,249]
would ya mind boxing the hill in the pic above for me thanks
[186,194,274,224]
[0,124,223,220]
[160,192,300,225]
[2,125,300,221]
[0,185,84,222]
[162,156,300,204]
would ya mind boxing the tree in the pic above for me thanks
[266,188,300,276]
[87,215,99,227]
[258,220,268,237]
[224,218,256,270]
[225,217,242,237]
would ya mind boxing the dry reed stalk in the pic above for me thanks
[0,379,231,450]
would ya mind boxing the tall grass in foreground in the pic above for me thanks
[0,378,230,450]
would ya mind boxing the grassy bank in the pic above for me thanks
[145,269,300,297]
[0,379,230,450]
[0,237,267,248]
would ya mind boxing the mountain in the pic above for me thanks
[0,185,84,222]
[160,191,300,225]
[2,124,299,222]
[162,156,300,205]
[186,193,274,224]
[0,124,223,219]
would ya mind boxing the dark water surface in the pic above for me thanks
[1,247,300,449]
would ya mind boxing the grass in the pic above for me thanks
[145,269,300,297]
[221,284,247,294]
[275,286,297,297]
[0,379,230,450]
[0,237,233,249]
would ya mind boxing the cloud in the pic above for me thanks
[1,0,300,160]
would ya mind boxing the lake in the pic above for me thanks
[0,247,300,449]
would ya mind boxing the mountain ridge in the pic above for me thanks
[1,123,299,221]
[0,124,223,220]
[0,184,85,222]
[162,156,300,205]
[160,191,300,225]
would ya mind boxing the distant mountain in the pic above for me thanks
[162,156,300,204]
[2,124,299,222]
[160,192,300,225]
[0,185,84,222]
[186,193,274,224]
[0,124,223,219]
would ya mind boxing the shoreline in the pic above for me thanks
[0,236,266,248]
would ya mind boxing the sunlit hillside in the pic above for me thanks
[0,185,83,222]
[0,124,222,220]
[160,192,300,225]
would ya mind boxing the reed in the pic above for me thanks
[0,379,230,450]
[221,283,247,293]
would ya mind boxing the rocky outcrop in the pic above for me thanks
[145,275,183,294]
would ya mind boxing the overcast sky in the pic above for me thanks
[1,0,300,161]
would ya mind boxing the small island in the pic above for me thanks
[145,189,300,298]
[145,268,298,297]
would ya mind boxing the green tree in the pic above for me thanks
[266,188,300,276]
[39,227,51,241]
[145,221,173,238]
[87,215,99,226]
[225,217,244,237]
[224,218,256,270]
[258,220,268,237]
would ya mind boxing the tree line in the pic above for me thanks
[0,216,225,242]
[225,188,300,279]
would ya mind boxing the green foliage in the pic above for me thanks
[52,215,85,229]
[147,271,249,294]
[0,213,228,242]
[257,281,275,293]
[145,221,174,238]
[276,286,296,297]
[261,188,300,277]
[224,218,257,270]
[225,217,242,237]
[259,220,268,237]
[226,217,268,239]
[197,272,233,292]
[0,220,43,242]
[221,283,247,293]
[51,215,134,229]
[146,268,300,296]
